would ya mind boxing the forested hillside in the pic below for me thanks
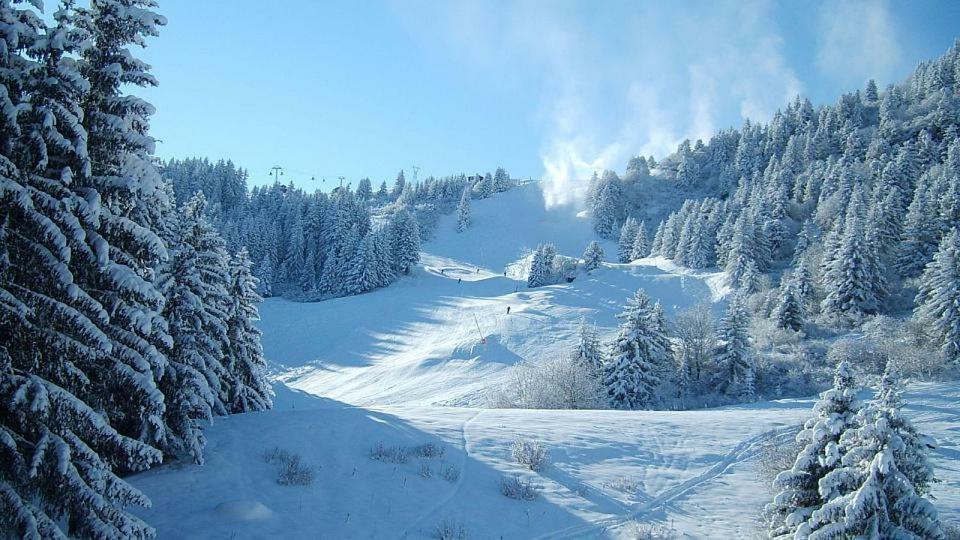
[163,159,514,300]
[0,2,270,537]
[587,41,960,358]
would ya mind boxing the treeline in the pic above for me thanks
[163,158,514,301]
[0,2,269,538]
[589,41,960,366]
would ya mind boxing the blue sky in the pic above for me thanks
[139,0,960,198]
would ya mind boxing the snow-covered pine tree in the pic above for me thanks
[528,243,555,287]
[801,367,941,539]
[631,220,650,260]
[356,177,372,201]
[618,217,639,263]
[914,228,960,366]
[345,232,381,294]
[774,281,805,332]
[255,254,274,297]
[457,187,470,232]
[712,295,754,399]
[649,220,666,256]
[75,0,173,449]
[896,179,941,278]
[0,3,160,535]
[820,187,885,321]
[591,177,621,238]
[582,240,604,271]
[573,318,603,372]
[388,208,420,275]
[603,289,672,409]
[725,213,760,292]
[224,248,273,413]
[493,166,511,192]
[766,361,862,539]
[391,170,406,200]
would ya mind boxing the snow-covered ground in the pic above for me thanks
[264,183,724,407]
[131,184,959,537]
[131,383,959,538]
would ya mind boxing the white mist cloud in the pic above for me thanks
[815,0,901,88]
[400,0,805,208]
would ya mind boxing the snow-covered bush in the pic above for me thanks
[411,442,446,459]
[630,522,678,540]
[277,454,316,486]
[433,518,468,540]
[263,448,315,485]
[511,439,550,472]
[440,463,460,483]
[826,337,887,377]
[755,430,803,491]
[608,476,642,495]
[862,315,949,379]
[499,474,539,500]
[487,355,606,409]
[419,460,433,479]
[370,442,410,464]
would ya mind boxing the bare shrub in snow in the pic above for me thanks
[487,355,606,409]
[433,518,468,540]
[672,303,716,384]
[370,442,409,464]
[608,475,641,495]
[262,446,293,465]
[419,460,433,479]
[440,463,460,482]
[411,442,445,459]
[499,474,539,500]
[511,438,549,472]
[630,522,678,540]
[862,315,948,379]
[755,430,802,492]
[277,454,315,486]
[631,522,678,540]
[942,521,960,540]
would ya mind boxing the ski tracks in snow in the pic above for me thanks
[398,409,483,539]
[534,423,801,540]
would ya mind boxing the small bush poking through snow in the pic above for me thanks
[277,454,315,486]
[755,429,802,491]
[511,438,550,472]
[263,447,315,486]
[411,442,446,459]
[370,442,409,464]
[262,446,293,465]
[440,462,460,483]
[499,474,539,500]
[433,518,468,540]
[608,475,642,495]
[419,460,433,479]
[631,522,678,540]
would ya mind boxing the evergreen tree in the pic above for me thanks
[774,281,805,332]
[356,177,372,201]
[603,289,672,409]
[157,193,230,463]
[618,217,639,263]
[591,179,621,238]
[573,318,603,372]
[456,187,470,232]
[255,255,274,297]
[801,367,941,539]
[0,3,160,534]
[712,295,754,399]
[224,248,273,413]
[631,220,650,260]
[915,228,960,365]
[582,240,604,271]
[821,188,885,320]
[766,362,862,539]
[896,182,941,278]
[528,243,556,287]
[388,209,420,275]
[391,170,405,200]
[346,233,381,294]
[492,166,511,192]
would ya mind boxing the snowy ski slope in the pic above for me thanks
[131,183,959,538]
